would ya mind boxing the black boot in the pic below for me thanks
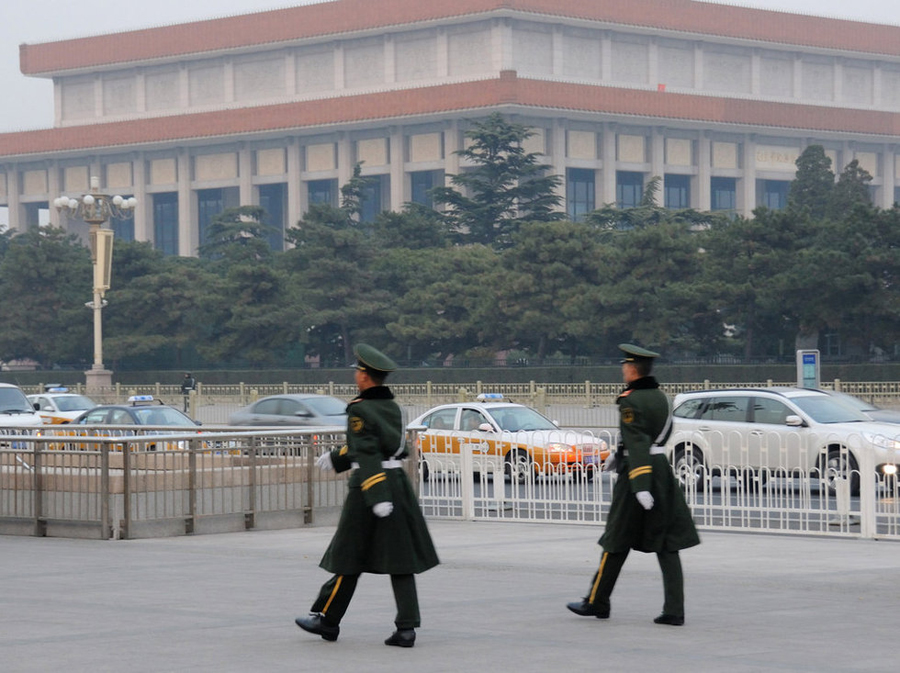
[566,599,610,619]
[295,613,340,641]
[384,628,416,648]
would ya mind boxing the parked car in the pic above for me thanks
[228,394,347,427]
[27,388,97,424]
[0,382,44,447]
[72,396,200,427]
[666,387,900,494]
[408,395,608,482]
[819,389,900,424]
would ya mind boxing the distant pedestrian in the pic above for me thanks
[295,344,439,648]
[567,343,700,625]
[180,372,196,413]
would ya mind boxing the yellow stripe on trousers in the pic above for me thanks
[588,552,608,603]
[323,575,343,614]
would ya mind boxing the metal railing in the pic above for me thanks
[0,426,352,539]
[3,424,898,541]
[416,429,900,541]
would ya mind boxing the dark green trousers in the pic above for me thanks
[311,573,420,629]
[585,549,684,617]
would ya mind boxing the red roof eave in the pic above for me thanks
[1,74,898,161]
[18,0,900,77]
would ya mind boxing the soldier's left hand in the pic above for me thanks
[635,491,654,510]
[315,452,334,471]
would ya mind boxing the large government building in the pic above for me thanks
[1,0,899,256]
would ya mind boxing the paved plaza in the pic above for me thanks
[1,520,896,672]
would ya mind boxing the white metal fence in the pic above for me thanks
[2,423,898,541]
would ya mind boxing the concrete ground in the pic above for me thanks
[1,520,896,672]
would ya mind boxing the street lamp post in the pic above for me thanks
[54,177,136,391]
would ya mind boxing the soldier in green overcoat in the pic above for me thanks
[295,344,439,648]
[567,344,699,625]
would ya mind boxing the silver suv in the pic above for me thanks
[666,387,900,494]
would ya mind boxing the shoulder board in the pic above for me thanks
[348,397,363,404]
[618,390,633,399]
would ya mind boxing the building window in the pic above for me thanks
[664,174,691,209]
[760,180,790,210]
[566,168,595,221]
[23,202,50,228]
[258,183,287,252]
[711,177,736,213]
[410,170,442,208]
[197,187,239,248]
[153,192,178,256]
[112,196,135,242]
[360,174,389,223]
[894,186,900,207]
[307,179,338,207]
[617,171,644,208]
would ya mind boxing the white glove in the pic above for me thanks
[315,452,333,471]
[635,491,654,510]
[373,502,394,518]
[603,452,616,472]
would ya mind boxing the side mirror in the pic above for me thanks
[478,422,494,433]
[785,415,804,427]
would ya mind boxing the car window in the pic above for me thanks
[56,395,96,412]
[752,397,791,425]
[425,409,457,431]
[674,398,705,419]
[0,387,32,413]
[281,400,304,416]
[303,396,347,417]
[109,409,136,424]
[460,409,487,431]
[81,409,109,424]
[790,396,869,423]
[254,399,281,415]
[700,396,750,422]
[485,406,557,432]
[35,396,53,411]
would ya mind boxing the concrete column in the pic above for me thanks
[601,123,617,206]
[880,145,895,209]
[177,150,193,257]
[238,145,253,205]
[132,155,150,242]
[47,164,61,228]
[651,128,665,206]
[436,29,449,79]
[337,132,353,192]
[697,135,712,212]
[6,168,22,232]
[549,119,567,209]
[741,135,757,217]
[389,127,404,210]
[286,140,303,235]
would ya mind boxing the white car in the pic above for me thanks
[666,387,900,494]
[0,383,44,447]
[27,389,97,424]
[408,395,609,482]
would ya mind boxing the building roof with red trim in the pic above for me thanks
[19,0,900,77]
[2,72,898,161]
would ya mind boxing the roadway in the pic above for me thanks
[1,519,896,672]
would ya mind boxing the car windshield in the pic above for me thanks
[0,388,32,413]
[132,407,195,426]
[790,396,870,423]
[56,395,96,412]
[828,392,877,413]
[303,396,347,417]
[485,406,557,432]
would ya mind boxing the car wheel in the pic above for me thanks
[820,447,860,496]
[673,445,705,492]
[419,458,430,483]
[504,449,532,484]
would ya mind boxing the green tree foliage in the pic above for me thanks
[788,145,834,219]
[831,159,873,214]
[0,226,92,367]
[430,113,563,247]
[197,205,275,264]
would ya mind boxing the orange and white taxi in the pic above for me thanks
[408,395,608,482]
[27,389,98,424]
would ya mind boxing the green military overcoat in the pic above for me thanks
[319,385,439,575]
[599,376,700,554]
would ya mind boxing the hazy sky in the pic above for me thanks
[0,0,897,133]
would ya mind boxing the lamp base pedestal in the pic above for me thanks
[85,368,113,392]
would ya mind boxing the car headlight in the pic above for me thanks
[546,443,572,453]
[863,432,900,452]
